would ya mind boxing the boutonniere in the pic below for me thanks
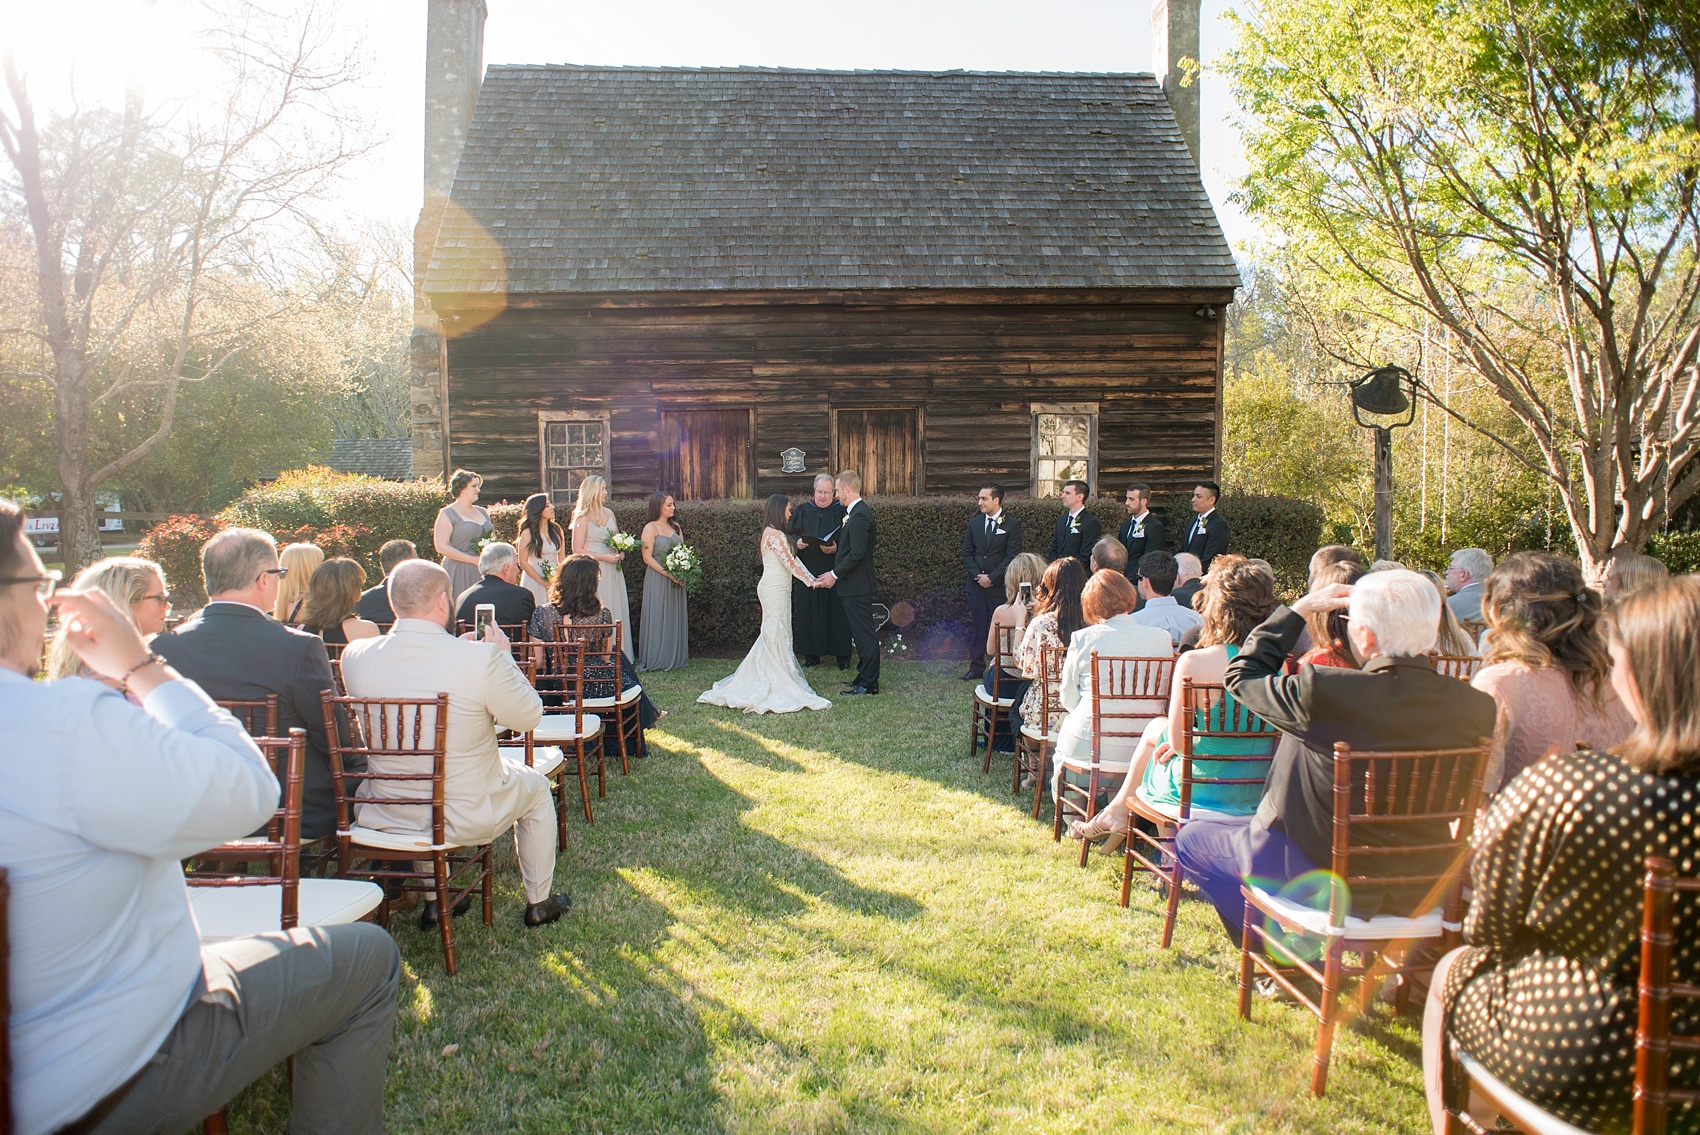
[1196,516,1208,530]
[1068,515,1081,534]
[1132,522,1145,539]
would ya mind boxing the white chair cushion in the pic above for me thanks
[1454,1049,1592,1135]
[1130,785,1247,824]
[190,879,385,942]
[347,825,459,852]
[498,745,565,777]
[533,713,603,741]
[583,685,641,709]
[974,687,1016,708]
[1019,723,1057,743]
[1054,753,1133,777]
[1247,885,1450,941]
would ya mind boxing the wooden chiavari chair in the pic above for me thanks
[456,622,531,659]
[554,620,641,775]
[1432,653,1483,681]
[525,636,606,825]
[969,625,1020,772]
[1121,679,1279,947]
[320,693,493,976]
[1014,643,1067,819]
[1238,739,1489,1097]
[1443,856,1700,1134]
[1459,617,1488,645]
[498,657,573,848]
[1052,653,1174,858]
[184,729,383,942]
[216,694,279,738]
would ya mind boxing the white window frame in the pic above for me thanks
[1030,402,1098,498]
[538,410,612,507]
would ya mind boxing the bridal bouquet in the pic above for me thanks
[608,531,639,555]
[664,541,703,591]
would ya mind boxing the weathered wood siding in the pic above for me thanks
[439,288,1229,502]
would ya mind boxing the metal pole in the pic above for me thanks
[1374,426,1394,562]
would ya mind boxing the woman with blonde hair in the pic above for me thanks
[1424,575,1700,1134]
[295,557,381,648]
[45,557,172,682]
[272,542,323,624]
[1600,550,1668,603]
[568,475,632,656]
[1418,568,1478,656]
[1468,551,1633,792]
[1069,555,1278,841]
[980,552,1048,750]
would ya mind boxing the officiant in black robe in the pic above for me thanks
[789,475,852,668]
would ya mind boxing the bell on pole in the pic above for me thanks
[1347,365,1419,561]
[1350,366,1412,417]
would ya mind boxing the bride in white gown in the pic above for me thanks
[699,495,833,714]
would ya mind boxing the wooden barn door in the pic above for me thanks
[833,408,920,495]
[660,409,753,499]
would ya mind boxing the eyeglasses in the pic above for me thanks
[0,570,61,599]
[262,567,288,579]
[139,592,173,606]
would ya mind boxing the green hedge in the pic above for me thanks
[140,482,1322,654]
[1648,530,1700,575]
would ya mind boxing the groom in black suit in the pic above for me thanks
[817,469,880,695]
[961,482,1022,681]
[1048,479,1101,572]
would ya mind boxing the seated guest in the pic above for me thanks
[356,538,416,627]
[1444,547,1492,623]
[1601,550,1669,604]
[1049,571,1174,806]
[154,529,349,841]
[1424,575,1700,1135]
[1307,544,1367,588]
[341,561,570,928]
[1468,552,1633,793]
[273,541,324,625]
[1419,568,1479,656]
[1174,570,1497,948]
[1296,559,1366,668]
[0,499,399,1135]
[1172,552,1205,611]
[454,541,537,629]
[982,552,1048,752]
[1090,536,1128,576]
[529,555,662,750]
[1070,555,1279,841]
[1132,550,1203,647]
[44,556,173,681]
[1014,558,1089,746]
[298,557,382,648]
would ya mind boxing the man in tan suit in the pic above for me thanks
[340,561,570,928]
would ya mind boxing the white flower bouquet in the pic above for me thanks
[608,531,639,555]
[663,541,702,591]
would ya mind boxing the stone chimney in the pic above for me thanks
[412,0,486,483]
[1151,0,1201,166]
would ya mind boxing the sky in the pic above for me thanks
[4,0,1256,245]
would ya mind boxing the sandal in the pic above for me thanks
[1066,809,1123,843]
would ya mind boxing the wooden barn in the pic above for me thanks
[416,60,1240,505]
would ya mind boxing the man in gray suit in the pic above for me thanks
[1444,547,1493,624]
[154,528,349,840]
[341,561,570,928]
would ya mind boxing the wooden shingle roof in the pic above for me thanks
[328,439,414,480]
[424,66,1240,296]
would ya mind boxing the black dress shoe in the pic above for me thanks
[524,892,572,927]
[960,668,985,681]
[840,685,877,696]
[419,893,473,930]
[801,656,820,667]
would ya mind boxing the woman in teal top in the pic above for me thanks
[1068,555,1278,841]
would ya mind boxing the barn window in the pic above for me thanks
[538,410,611,507]
[1030,403,1098,498]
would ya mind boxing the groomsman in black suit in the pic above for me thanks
[1182,480,1231,571]
[817,470,880,695]
[960,482,1022,681]
[1047,479,1101,572]
[1117,483,1168,603]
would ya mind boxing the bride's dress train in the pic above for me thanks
[698,527,831,714]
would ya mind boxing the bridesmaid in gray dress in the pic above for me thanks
[432,468,491,605]
[570,474,633,657]
[638,492,689,671]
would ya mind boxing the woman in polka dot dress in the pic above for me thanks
[1422,575,1700,1133]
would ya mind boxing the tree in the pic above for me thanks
[1223,0,1700,575]
[0,1,369,571]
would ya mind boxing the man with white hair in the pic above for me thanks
[1171,552,1205,612]
[1173,569,1497,951]
[1444,547,1493,624]
[453,541,536,628]
[340,560,569,929]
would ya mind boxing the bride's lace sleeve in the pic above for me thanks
[764,527,817,586]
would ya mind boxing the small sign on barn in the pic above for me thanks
[780,448,807,474]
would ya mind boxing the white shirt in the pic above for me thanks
[1132,594,1204,647]
[0,670,275,1135]
[1188,508,1216,539]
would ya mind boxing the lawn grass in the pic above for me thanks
[234,659,1427,1134]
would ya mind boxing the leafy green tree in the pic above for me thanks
[1223,0,1700,575]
